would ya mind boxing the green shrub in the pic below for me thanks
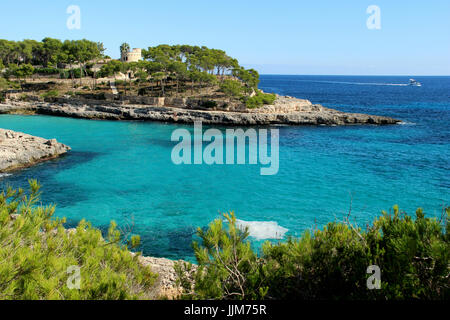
[59,70,69,79]
[200,100,218,109]
[0,77,8,102]
[219,79,244,99]
[60,69,82,79]
[34,67,61,75]
[41,90,59,99]
[245,92,277,109]
[177,207,449,300]
[175,212,267,300]
[0,181,157,300]
[0,78,20,91]
[18,94,30,101]
[0,77,8,90]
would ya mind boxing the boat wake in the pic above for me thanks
[235,219,289,240]
[293,79,409,86]
[398,121,417,126]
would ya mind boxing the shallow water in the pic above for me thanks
[1,75,448,261]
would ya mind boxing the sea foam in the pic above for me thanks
[397,121,416,126]
[236,219,288,240]
[0,173,12,179]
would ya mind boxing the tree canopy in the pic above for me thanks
[0,38,102,68]
[0,39,272,107]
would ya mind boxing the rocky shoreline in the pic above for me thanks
[0,95,400,126]
[0,128,70,173]
[136,255,195,299]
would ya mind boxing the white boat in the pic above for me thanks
[409,79,422,86]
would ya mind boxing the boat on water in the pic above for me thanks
[409,78,422,86]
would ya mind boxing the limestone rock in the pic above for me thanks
[133,255,197,299]
[0,96,400,126]
[0,128,71,172]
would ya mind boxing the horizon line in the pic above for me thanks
[259,74,450,77]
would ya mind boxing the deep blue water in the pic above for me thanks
[1,75,449,261]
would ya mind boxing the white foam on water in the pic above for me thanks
[0,173,12,179]
[398,121,416,125]
[236,219,288,240]
[293,79,409,86]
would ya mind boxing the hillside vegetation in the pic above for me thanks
[0,39,276,108]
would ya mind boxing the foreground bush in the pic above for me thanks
[0,181,156,300]
[175,213,267,300]
[176,208,449,300]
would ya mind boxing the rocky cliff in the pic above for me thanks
[0,129,71,172]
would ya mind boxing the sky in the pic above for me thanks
[1,0,449,75]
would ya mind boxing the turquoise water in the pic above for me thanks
[1,75,449,260]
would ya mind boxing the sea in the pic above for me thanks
[1,75,449,261]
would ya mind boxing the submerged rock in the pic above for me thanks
[0,128,71,172]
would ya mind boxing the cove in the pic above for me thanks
[0,75,448,261]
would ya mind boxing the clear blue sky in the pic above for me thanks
[1,0,449,75]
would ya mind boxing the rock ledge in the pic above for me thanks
[0,96,400,126]
[0,128,70,173]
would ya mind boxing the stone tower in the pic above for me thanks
[121,48,142,63]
